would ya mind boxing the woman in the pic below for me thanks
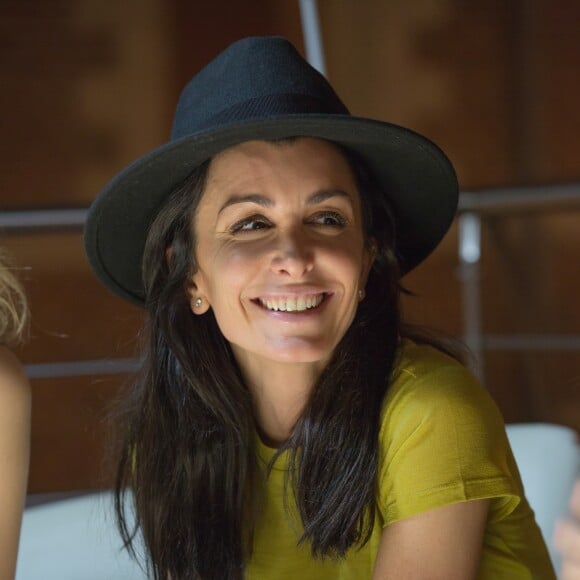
[0,251,30,580]
[85,36,555,579]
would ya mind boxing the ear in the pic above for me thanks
[186,273,211,315]
[170,244,210,315]
[359,239,377,290]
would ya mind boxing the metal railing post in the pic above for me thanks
[458,212,484,381]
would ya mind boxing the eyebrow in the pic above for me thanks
[217,189,353,214]
[307,189,353,205]
[218,194,273,215]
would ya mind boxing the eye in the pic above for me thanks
[310,211,349,227]
[229,215,272,233]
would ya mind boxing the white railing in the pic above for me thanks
[457,182,580,381]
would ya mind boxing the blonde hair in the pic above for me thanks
[0,251,29,345]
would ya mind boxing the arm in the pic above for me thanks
[375,344,520,579]
[554,479,580,579]
[373,499,490,580]
[0,346,31,580]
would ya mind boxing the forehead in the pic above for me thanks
[203,138,359,198]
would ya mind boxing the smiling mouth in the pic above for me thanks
[256,293,327,312]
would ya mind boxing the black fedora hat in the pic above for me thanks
[84,35,458,307]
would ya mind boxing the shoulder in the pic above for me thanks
[0,346,30,580]
[391,338,476,387]
[383,339,498,423]
[0,345,30,405]
[377,340,519,524]
[379,338,509,479]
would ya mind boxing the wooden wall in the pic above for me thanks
[319,0,580,425]
[0,0,578,492]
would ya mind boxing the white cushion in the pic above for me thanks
[16,491,145,580]
[506,422,580,574]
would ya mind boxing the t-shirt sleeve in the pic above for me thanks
[377,345,522,527]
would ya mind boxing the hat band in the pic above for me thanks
[172,93,350,139]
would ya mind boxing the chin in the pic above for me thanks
[263,338,337,365]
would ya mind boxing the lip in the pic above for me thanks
[250,288,333,319]
[257,292,326,311]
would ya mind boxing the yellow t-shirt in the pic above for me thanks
[246,339,556,579]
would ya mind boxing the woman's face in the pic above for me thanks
[189,138,374,369]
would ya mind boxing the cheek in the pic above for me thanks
[219,245,263,280]
[322,239,367,278]
[204,245,262,301]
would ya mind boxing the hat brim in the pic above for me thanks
[84,115,458,307]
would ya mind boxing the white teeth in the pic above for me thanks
[260,293,324,312]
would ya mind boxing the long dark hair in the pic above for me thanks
[114,141,404,580]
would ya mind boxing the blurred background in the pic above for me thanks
[1,0,579,495]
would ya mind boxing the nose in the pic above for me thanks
[270,228,314,278]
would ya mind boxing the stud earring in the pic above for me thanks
[194,297,203,309]
[358,289,365,301]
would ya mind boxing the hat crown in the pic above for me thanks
[171,36,349,140]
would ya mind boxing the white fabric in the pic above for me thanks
[506,422,580,575]
[16,492,145,580]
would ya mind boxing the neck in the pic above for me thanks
[232,349,327,446]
